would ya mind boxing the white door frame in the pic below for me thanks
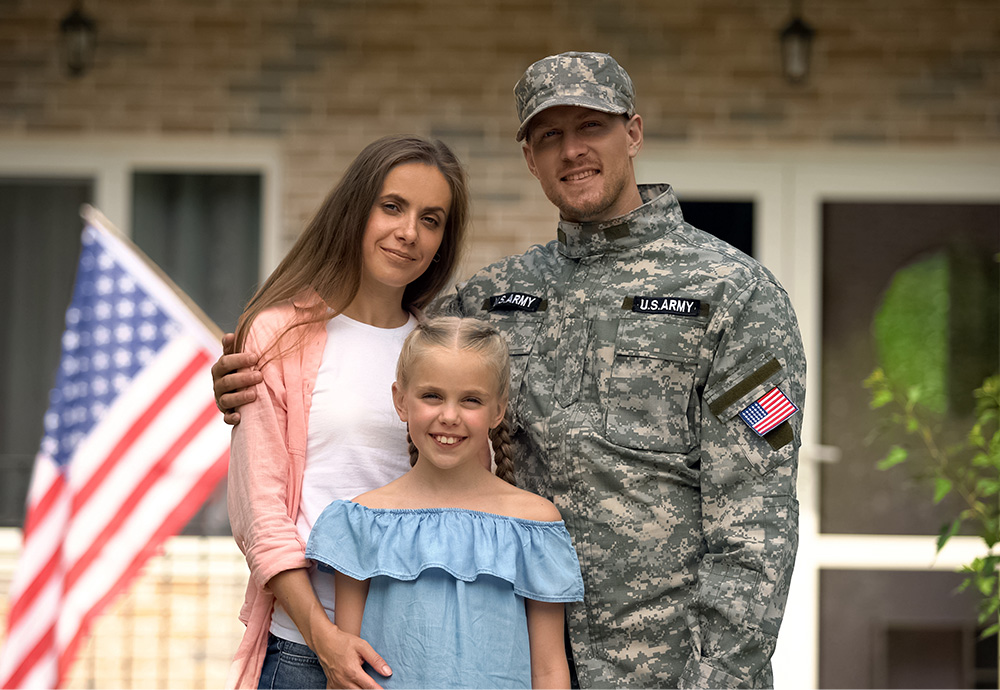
[638,146,1000,689]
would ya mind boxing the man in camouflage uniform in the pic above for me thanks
[437,52,806,688]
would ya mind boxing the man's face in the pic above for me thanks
[522,105,643,223]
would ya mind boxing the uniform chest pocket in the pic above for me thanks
[487,314,542,425]
[603,317,703,453]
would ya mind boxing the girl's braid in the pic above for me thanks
[406,428,419,467]
[490,414,516,486]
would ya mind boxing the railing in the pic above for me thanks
[0,529,248,689]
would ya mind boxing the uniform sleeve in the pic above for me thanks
[227,319,310,591]
[679,279,806,689]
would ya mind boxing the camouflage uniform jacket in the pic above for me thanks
[438,184,805,688]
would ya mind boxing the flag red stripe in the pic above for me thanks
[4,548,60,633]
[71,351,209,515]
[760,388,785,406]
[755,404,795,434]
[57,449,230,685]
[22,475,65,541]
[3,623,55,690]
[64,400,218,592]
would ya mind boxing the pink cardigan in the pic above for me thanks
[226,292,327,689]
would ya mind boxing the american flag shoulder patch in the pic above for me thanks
[738,386,798,437]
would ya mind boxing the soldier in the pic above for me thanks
[215,52,805,689]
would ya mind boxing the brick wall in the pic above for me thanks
[1,0,997,274]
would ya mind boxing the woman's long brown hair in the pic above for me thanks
[234,135,469,358]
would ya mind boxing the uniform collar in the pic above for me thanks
[556,183,682,258]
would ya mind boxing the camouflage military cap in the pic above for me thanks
[514,51,635,142]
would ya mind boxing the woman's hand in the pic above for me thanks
[311,624,391,689]
[268,569,391,689]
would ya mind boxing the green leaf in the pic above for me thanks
[937,517,962,552]
[970,424,986,447]
[981,588,1000,610]
[863,368,886,389]
[979,622,1000,640]
[971,452,993,468]
[975,478,1000,497]
[976,575,997,598]
[877,446,909,471]
[870,389,894,410]
[933,477,953,504]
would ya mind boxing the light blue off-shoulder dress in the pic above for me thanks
[305,499,585,689]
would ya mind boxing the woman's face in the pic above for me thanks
[360,162,452,297]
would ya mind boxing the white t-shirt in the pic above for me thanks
[270,313,416,643]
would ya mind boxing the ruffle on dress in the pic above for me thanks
[306,499,584,602]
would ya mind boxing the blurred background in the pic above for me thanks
[0,0,998,687]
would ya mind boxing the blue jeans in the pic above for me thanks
[258,633,327,689]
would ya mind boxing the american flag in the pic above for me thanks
[738,386,798,436]
[0,210,230,689]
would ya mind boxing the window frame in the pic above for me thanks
[0,136,282,281]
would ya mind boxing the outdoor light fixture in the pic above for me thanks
[779,1,815,84]
[59,1,97,77]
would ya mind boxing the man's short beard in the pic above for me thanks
[554,173,629,223]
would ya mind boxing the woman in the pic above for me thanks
[226,135,469,689]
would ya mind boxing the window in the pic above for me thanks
[0,178,94,526]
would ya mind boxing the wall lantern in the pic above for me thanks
[59,2,97,77]
[779,4,815,84]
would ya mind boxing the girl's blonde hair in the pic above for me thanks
[395,316,515,485]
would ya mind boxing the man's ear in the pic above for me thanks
[522,142,540,180]
[625,114,643,160]
[391,381,408,423]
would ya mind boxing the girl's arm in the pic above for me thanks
[525,599,570,689]
[271,569,390,689]
[334,571,372,636]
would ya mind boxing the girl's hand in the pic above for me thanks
[312,624,391,689]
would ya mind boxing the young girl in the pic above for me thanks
[306,317,584,689]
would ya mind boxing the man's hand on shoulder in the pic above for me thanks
[212,333,262,425]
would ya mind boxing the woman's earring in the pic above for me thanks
[432,253,441,263]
